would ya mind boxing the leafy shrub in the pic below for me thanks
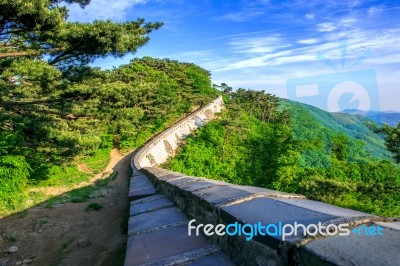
[0,156,30,209]
[86,202,103,211]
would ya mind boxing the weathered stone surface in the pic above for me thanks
[128,207,187,236]
[77,237,91,248]
[131,172,148,179]
[156,173,184,181]
[167,176,196,185]
[128,175,156,201]
[143,167,170,175]
[140,245,222,265]
[0,258,9,266]
[375,221,400,231]
[129,180,153,190]
[130,197,173,216]
[221,197,337,246]
[229,185,305,198]
[177,180,220,192]
[22,259,33,264]
[299,225,400,266]
[130,174,151,183]
[191,185,253,206]
[7,245,18,253]
[124,224,210,266]
[128,186,156,201]
[274,198,370,217]
[187,251,234,266]
[130,173,151,183]
[130,194,165,205]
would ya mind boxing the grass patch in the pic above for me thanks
[116,241,127,266]
[44,196,64,208]
[67,186,96,203]
[32,165,92,188]
[111,171,119,181]
[2,232,18,242]
[84,148,112,174]
[61,235,76,250]
[85,202,103,211]
[119,212,129,235]
[33,218,49,231]
[94,171,118,188]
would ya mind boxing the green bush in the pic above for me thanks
[0,156,30,209]
[86,202,103,211]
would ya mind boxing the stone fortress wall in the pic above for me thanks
[126,95,399,266]
[132,95,224,169]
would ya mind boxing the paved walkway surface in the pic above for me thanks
[125,171,233,266]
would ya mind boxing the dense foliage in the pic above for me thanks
[374,123,400,163]
[165,87,400,217]
[0,0,217,211]
[0,56,217,210]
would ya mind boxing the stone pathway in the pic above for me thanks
[125,171,233,266]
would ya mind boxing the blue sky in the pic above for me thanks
[67,0,400,112]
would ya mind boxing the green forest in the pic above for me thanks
[165,86,400,217]
[0,1,218,214]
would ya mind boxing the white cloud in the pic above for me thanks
[305,13,315,20]
[228,35,290,55]
[297,38,318,44]
[348,0,362,7]
[66,0,149,22]
[367,7,382,16]
[317,22,337,32]
[218,11,265,22]
[340,17,357,26]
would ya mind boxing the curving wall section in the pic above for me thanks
[133,95,224,169]
[126,95,399,266]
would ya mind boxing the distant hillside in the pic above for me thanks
[341,109,400,126]
[286,101,393,162]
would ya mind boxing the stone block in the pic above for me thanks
[125,224,210,266]
[167,176,197,185]
[128,185,156,201]
[187,251,234,266]
[299,224,400,266]
[177,180,220,192]
[130,194,165,205]
[374,221,400,231]
[274,198,370,217]
[229,185,304,198]
[128,207,187,236]
[157,173,184,181]
[191,185,253,206]
[130,197,174,216]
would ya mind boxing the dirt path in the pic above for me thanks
[0,149,132,266]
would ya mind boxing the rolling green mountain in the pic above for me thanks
[341,109,400,127]
[286,101,393,163]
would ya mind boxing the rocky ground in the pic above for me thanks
[0,150,132,266]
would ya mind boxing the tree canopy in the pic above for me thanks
[375,123,400,163]
[0,1,221,211]
[0,0,162,66]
